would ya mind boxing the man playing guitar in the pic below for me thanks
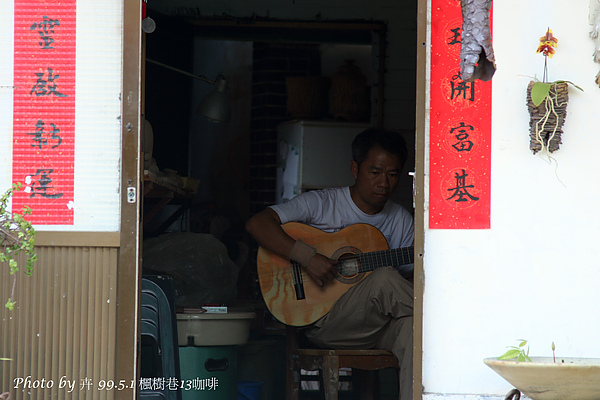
[246,128,414,400]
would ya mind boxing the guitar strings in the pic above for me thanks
[289,246,414,278]
[356,247,414,272]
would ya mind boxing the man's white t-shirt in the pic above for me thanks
[269,187,414,277]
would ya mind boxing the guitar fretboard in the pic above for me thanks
[336,246,414,276]
[357,246,414,272]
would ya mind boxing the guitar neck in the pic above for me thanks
[356,246,414,272]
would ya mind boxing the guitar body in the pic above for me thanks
[257,222,389,326]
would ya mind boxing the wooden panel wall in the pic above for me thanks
[1,240,119,400]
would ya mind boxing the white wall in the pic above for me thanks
[423,1,600,398]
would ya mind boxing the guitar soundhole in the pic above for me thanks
[333,246,364,284]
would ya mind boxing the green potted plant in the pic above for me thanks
[527,28,583,156]
[0,183,37,311]
[1,183,37,371]
[484,340,600,400]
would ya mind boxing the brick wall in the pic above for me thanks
[249,42,321,214]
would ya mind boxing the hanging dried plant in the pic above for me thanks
[527,81,568,154]
[527,28,582,155]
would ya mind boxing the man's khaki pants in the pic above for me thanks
[304,266,414,400]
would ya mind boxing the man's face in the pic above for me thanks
[350,146,402,215]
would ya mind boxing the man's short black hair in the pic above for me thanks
[351,128,408,169]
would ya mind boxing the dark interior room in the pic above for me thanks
[140,2,417,398]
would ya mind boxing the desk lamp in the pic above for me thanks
[146,58,231,122]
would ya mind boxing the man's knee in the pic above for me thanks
[365,267,414,309]
[368,266,410,287]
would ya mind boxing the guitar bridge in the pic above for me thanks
[291,262,305,300]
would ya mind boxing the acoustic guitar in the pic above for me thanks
[257,222,414,326]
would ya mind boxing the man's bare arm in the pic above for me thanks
[245,208,337,287]
[245,208,295,259]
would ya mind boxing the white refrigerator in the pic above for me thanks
[276,120,370,203]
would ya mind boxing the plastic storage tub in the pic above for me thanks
[176,312,255,346]
[179,346,237,400]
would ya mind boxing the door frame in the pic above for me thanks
[115,0,143,399]
[414,0,427,398]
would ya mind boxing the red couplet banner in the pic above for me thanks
[429,0,492,229]
[12,0,77,225]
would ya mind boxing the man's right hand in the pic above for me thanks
[305,254,338,287]
[245,208,338,287]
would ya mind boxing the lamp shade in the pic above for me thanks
[196,77,231,122]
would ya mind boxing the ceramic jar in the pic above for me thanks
[329,60,370,121]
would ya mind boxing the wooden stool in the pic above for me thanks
[286,325,399,400]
